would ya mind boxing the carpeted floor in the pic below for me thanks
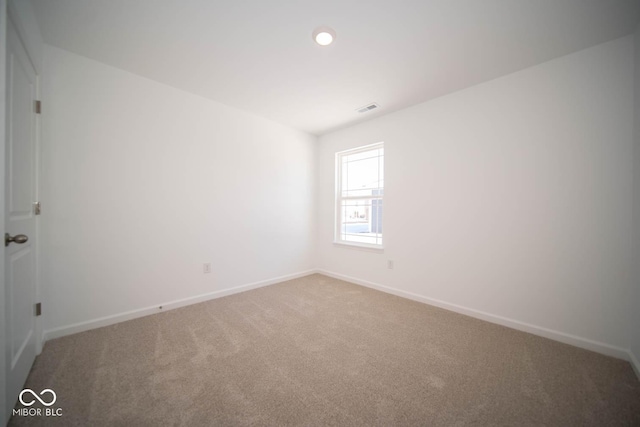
[9,274,640,426]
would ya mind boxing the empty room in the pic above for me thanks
[2,0,640,425]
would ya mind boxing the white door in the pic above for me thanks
[4,16,38,412]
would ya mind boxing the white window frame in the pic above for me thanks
[335,142,384,250]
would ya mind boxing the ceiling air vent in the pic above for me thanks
[356,103,380,114]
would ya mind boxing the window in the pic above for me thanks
[335,143,384,248]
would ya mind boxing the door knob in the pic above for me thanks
[5,233,28,247]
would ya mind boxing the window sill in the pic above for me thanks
[333,241,385,253]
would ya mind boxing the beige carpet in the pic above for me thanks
[9,274,640,426]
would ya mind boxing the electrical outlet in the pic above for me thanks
[387,260,394,270]
[203,263,211,274]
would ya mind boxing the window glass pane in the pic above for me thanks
[337,143,383,247]
[339,198,382,243]
[343,188,376,198]
[371,198,383,235]
[342,199,371,227]
[345,156,379,190]
[344,149,379,163]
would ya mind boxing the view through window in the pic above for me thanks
[336,143,384,248]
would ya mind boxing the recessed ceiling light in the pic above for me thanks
[312,26,336,46]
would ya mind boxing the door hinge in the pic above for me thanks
[35,303,42,316]
[34,201,41,215]
[35,100,41,114]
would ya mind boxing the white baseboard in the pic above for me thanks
[316,269,631,362]
[629,350,640,380]
[43,269,316,341]
[42,266,640,381]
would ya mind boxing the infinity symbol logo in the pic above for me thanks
[19,389,57,407]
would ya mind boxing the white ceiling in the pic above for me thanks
[30,0,640,136]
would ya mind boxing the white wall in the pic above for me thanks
[7,0,42,73]
[318,36,635,357]
[40,45,316,336]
